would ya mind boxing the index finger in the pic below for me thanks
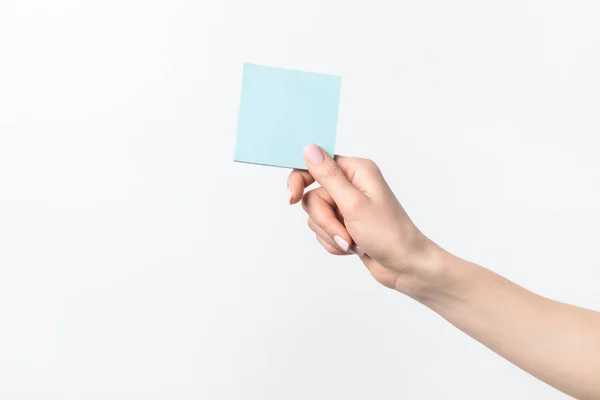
[287,169,315,204]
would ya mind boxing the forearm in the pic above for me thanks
[289,151,600,397]
[415,248,600,399]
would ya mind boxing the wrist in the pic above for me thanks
[394,240,476,308]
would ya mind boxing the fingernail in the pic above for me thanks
[287,187,292,204]
[304,143,324,165]
[350,244,365,257]
[333,235,350,252]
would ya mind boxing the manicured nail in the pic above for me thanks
[287,187,292,204]
[350,244,365,257]
[304,143,324,165]
[333,235,350,252]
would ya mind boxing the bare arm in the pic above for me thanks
[422,249,600,400]
[288,145,600,399]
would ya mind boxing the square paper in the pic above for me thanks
[234,63,341,170]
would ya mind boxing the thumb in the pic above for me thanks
[303,144,365,213]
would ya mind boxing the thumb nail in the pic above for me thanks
[304,144,324,165]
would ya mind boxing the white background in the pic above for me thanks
[1,0,599,398]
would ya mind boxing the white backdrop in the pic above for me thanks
[1,0,599,398]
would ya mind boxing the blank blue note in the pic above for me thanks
[234,63,341,170]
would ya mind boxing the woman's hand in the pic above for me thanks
[287,144,441,297]
[288,144,600,400]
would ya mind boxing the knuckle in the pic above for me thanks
[361,158,380,173]
[319,220,333,235]
[301,190,315,212]
[323,165,344,181]
[314,186,329,197]
[301,198,308,213]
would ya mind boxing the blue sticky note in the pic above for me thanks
[234,63,341,170]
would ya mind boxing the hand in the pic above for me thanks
[290,145,600,400]
[288,144,441,296]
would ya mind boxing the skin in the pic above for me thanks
[287,144,600,400]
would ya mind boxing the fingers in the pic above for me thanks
[302,188,352,252]
[308,217,365,257]
[308,219,351,255]
[288,150,382,206]
[287,169,314,204]
[315,233,349,256]
[303,144,368,215]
